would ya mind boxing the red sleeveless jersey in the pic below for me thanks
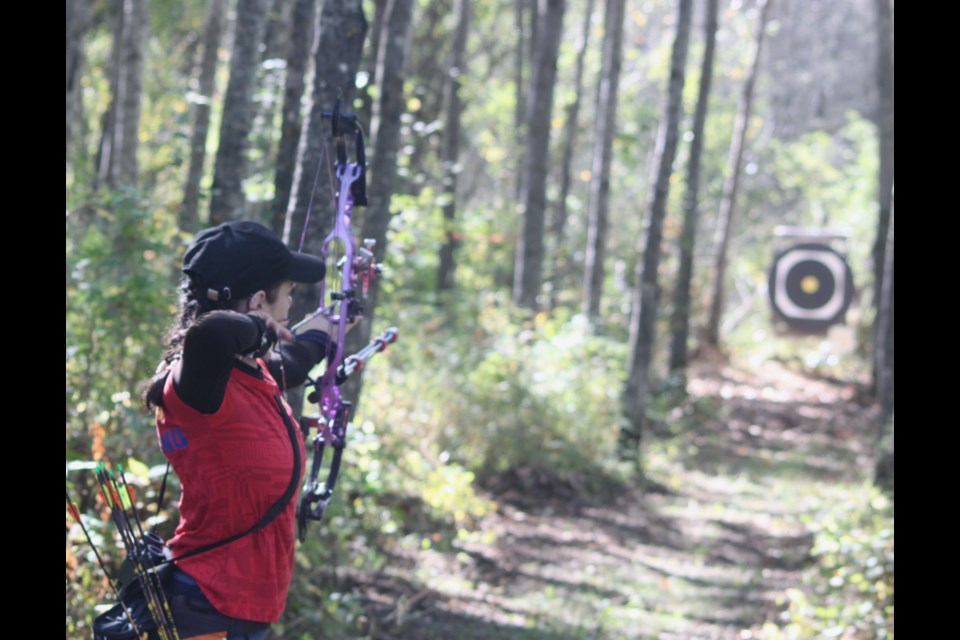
[157,360,305,623]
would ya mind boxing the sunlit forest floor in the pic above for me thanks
[298,357,889,640]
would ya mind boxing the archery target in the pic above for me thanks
[768,243,854,332]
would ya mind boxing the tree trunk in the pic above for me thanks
[403,0,450,186]
[876,192,894,423]
[262,0,294,62]
[548,0,594,310]
[181,0,227,232]
[282,1,365,295]
[581,0,625,320]
[871,0,894,392]
[668,0,719,374]
[343,0,415,406]
[270,0,317,235]
[357,0,388,127]
[874,192,893,490]
[512,0,566,310]
[96,0,148,189]
[283,0,367,246]
[369,0,413,149]
[436,0,471,292]
[704,0,773,348]
[282,0,367,418]
[209,0,271,224]
[66,0,94,163]
[251,0,294,205]
[619,0,692,462]
[513,0,526,203]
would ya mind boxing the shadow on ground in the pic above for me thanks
[300,359,880,640]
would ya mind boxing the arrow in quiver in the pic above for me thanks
[768,241,855,333]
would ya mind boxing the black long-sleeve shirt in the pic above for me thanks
[173,311,332,414]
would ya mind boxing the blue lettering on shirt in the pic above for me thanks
[160,427,189,454]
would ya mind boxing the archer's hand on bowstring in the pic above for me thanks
[246,310,295,346]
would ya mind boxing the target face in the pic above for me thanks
[768,243,854,332]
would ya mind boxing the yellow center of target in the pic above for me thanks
[800,275,820,294]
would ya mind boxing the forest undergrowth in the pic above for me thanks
[278,356,893,640]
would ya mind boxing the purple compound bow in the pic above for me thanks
[294,101,398,542]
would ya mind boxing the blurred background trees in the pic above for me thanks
[67,0,893,635]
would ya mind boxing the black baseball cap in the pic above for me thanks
[183,221,325,302]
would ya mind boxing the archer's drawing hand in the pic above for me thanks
[248,310,295,343]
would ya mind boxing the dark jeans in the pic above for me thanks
[169,567,271,640]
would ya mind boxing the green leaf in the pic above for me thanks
[125,457,151,479]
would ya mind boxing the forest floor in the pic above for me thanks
[317,356,887,640]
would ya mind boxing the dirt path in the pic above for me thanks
[324,359,881,639]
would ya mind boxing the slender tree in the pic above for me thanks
[262,0,294,62]
[284,0,368,404]
[392,0,448,183]
[874,191,893,489]
[95,0,149,189]
[582,0,625,319]
[619,0,693,461]
[876,192,894,424]
[437,0,472,292]
[66,0,95,162]
[357,0,388,127]
[669,0,719,374]
[282,0,367,418]
[344,0,415,405]
[270,0,317,234]
[548,0,594,310]
[368,0,414,148]
[512,0,566,310]
[513,0,527,201]
[284,0,367,246]
[871,0,894,391]
[704,0,774,347]
[181,0,227,232]
[209,0,272,223]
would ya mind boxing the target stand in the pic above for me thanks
[768,227,855,334]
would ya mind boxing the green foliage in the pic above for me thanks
[66,188,181,454]
[361,294,629,486]
[66,185,182,632]
[759,489,894,640]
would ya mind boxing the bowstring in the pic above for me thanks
[296,136,339,255]
[285,132,341,397]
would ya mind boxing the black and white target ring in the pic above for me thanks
[768,243,854,332]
